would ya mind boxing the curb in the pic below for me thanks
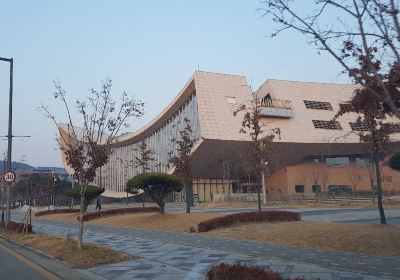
[0,234,94,280]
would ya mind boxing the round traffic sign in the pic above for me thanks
[2,171,16,184]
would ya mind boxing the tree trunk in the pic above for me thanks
[142,192,145,208]
[77,195,84,250]
[370,177,376,203]
[189,181,194,207]
[185,181,191,213]
[257,185,261,212]
[261,172,267,204]
[160,199,165,214]
[374,155,387,224]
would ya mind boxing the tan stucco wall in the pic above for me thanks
[266,160,400,200]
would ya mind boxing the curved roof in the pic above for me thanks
[113,71,253,147]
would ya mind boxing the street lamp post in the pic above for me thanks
[0,57,13,224]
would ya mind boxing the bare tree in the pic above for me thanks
[320,161,330,200]
[296,165,308,188]
[347,162,361,195]
[234,97,281,211]
[309,159,322,201]
[133,141,156,173]
[41,78,144,249]
[132,140,156,207]
[261,0,400,118]
[168,118,196,213]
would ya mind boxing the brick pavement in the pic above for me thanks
[31,219,398,280]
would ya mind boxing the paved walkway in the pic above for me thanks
[29,218,399,280]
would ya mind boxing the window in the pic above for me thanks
[356,158,369,168]
[304,100,333,110]
[312,120,342,130]
[349,122,370,132]
[391,124,400,133]
[339,103,352,111]
[295,185,304,193]
[312,185,321,193]
[225,97,236,104]
[328,185,352,193]
[326,157,349,167]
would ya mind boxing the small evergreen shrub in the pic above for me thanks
[79,206,160,221]
[198,211,301,232]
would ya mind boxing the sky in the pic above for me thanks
[0,1,348,168]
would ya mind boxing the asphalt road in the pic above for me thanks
[0,243,51,280]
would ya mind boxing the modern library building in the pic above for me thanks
[60,71,400,202]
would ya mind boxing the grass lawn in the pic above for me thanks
[0,231,135,268]
[204,221,400,257]
[37,212,217,232]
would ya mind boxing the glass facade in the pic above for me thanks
[326,157,349,167]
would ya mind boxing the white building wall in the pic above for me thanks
[96,92,202,192]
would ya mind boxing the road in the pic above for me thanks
[0,243,54,280]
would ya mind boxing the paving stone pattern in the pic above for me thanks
[32,219,398,280]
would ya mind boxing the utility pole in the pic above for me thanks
[0,57,13,225]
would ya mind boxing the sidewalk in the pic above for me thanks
[0,234,92,280]
[32,219,398,280]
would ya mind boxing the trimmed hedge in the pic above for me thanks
[35,208,80,217]
[197,211,301,232]
[4,221,33,233]
[207,263,304,280]
[79,207,160,222]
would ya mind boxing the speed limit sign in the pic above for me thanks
[2,171,16,184]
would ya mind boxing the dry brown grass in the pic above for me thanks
[37,211,216,232]
[205,221,400,257]
[0,231,134,268]
[89,212,217,232]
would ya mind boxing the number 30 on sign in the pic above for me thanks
[2,171,16,184]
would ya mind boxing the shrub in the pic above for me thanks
[4,221,33,233]
[66,185,105,211]
[126,173,183,213]
[197,211,301,232]
[207,263,304,280]
[35,208,80,217]
[78,206,160,221]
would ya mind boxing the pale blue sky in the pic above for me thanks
[0,1,347,167]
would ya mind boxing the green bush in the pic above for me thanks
[66,185,105,211]
[126,173,182,213]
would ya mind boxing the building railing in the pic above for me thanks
[258,98,292,109]
[256,98,294,118]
